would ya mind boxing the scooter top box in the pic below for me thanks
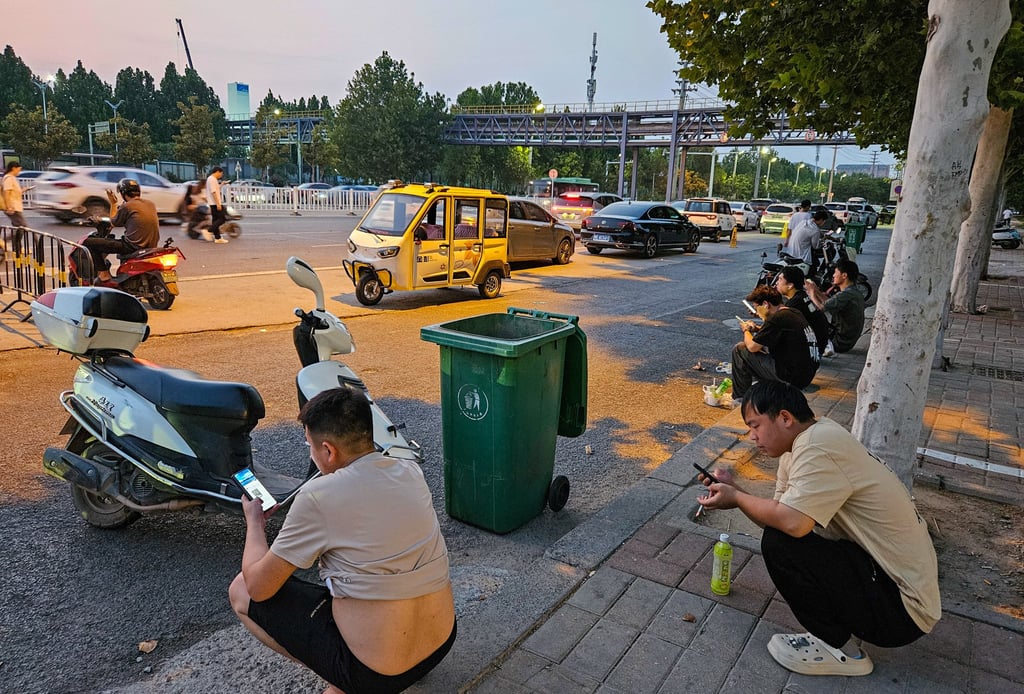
[31,287,150,355]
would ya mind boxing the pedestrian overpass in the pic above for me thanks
[442,98,859,200]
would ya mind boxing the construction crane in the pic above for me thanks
[175,18,195,71]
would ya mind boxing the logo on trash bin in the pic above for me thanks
[457,384,489,421]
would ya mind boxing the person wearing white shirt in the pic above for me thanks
[787,199,812,239]
[786,209,827,265]
[205,166,228,244]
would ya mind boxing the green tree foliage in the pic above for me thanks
[50,61,113,138]
[647,0,928,155]
[172,97,225,173]
[113,68,162,142]
[0,46,37,124]
[250,105,290,181]
[1,105,80,167]
[94,116,157,167]
[301,122,340,181]
[333,52,448,181]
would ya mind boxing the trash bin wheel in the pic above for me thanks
[548,475,570,512]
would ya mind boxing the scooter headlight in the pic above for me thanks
[377,246,400,259]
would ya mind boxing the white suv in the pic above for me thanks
[34,166,186,223]
[673,198,735,242]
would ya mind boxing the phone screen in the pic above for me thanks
[233,468,278,511]
[742,299,758,316]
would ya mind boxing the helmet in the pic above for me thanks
[117,178,141,198]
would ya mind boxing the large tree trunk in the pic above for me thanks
[950,106,1014,314]
[851,0,1010,489]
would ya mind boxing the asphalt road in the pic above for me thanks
[0,213,881,692]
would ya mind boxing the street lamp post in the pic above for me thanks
[752,146,770,198]
[794,163,805,187]
[31,76,54,134]
[765,157,778,197]
[104,99,125,159]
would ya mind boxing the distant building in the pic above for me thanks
[227,83,250,120]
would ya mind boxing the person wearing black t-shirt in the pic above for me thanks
[732,285,820,402]
[775,266,830,355]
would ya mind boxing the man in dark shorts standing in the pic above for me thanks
[229,387,456,693]
[731,285,820,403]
[82,178,159,282]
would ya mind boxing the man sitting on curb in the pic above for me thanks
[805,259,865,354]
[696,380,941,677]
[731,285,820,405]
[775,266,830,356]
[229,387,456,693]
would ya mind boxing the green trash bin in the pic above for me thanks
[844,221,867,253]
[420,307,587,534]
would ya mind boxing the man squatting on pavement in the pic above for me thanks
[696,380,941,676]
[230,387,456,693]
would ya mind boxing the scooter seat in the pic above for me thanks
[103,355,265,423]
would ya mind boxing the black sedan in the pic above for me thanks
[579,201,701,258]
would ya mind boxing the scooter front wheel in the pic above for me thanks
[70,485,140,529]
[222,222,241,238]
[356,273,384,306]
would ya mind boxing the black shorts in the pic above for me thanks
[248,577,456,693]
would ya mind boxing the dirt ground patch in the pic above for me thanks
[696,453,1024,629]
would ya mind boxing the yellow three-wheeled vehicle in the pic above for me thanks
[343,183,511,306]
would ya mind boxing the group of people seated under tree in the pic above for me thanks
[732,258,865,404]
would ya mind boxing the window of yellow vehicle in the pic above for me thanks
[486,198,508,238]
[361,193,425,236]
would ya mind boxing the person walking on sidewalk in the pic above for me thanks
[805,259,865,354]
[731,285,820,404]
[775,266,830,356]
[229,387,456,694]
[205,166,229,243]
[696,380,941,677]
[2,162,28,228]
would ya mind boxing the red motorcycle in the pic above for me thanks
[68,218,186,310]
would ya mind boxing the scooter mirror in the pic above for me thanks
[286,256,325,311]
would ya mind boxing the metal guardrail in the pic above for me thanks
[223,185,373,215]
[451,98,726,115]
[1,225,85,316]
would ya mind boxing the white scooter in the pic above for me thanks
[31,257,420,528]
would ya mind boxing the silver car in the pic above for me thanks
[507,197,576,265]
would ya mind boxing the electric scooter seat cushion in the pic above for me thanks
[103,355,265,423]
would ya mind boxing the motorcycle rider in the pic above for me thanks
[82,178,160,282]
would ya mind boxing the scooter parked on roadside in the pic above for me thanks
[67,217,185,310]
[993,222,1021,250]
[31,256,421,529]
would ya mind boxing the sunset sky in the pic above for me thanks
[8,0,893,170]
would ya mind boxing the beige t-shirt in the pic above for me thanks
[2,174,24,213]
[775,418,941,633]
[271,452,450,601]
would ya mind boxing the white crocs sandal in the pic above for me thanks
[767,633,874,676]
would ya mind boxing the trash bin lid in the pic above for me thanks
[558,325,588,438]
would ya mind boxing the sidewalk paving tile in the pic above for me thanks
[521,604,600,662]
[603,578,673,630]
[603,633,681,693]
[561,618,639,682]
[656,646,733,693]
[567,567,634,616]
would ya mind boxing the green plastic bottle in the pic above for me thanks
[711,533,732,595]
[714,377,733,398]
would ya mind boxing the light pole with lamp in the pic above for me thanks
[752,146,770,198]
[764,156,778,197]
[794,163,805,187]
[104,99,125,159]
[31,76,54,134]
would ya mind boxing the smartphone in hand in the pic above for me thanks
[233,467,278,512]
[742,299,758,316]
[693,462,720,484]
